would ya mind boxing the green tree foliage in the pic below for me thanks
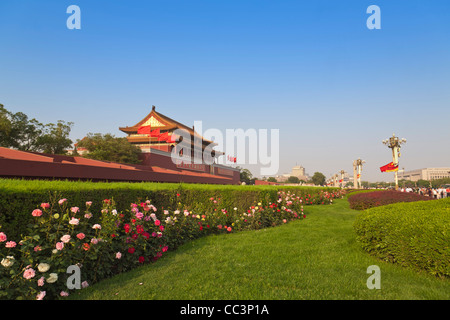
[0,104,73,154]
[37,121,74,154]
[311,172,326,186]
[287,176,300,183]
[0,104,45,151]
[76,133,142,164]
[238,167,255,185]
[267,177,277,182]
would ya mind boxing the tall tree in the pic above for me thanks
[37,120,74,154]
[0,104,45,151]
[311,172,326,186]
[238,167,254,185]
[287,176,300,183]
[76,133,142,164]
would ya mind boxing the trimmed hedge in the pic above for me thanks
[353,198,450,277]
[348,190,432,210]
[0,179,340,240]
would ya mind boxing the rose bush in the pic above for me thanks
[0,190,340,300]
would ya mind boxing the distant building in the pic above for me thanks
[402,167,450,181]
[276,164,310,182]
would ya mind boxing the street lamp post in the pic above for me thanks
[382,133,406,190]
[340,170,346,188]
[333,174,338,187]
[353,159,365,189]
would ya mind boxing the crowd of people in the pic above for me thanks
[400,186,450,199]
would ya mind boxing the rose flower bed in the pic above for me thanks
[348,190,432,210]
[0,189,325,300]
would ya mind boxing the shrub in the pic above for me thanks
[353,198,450,277]
[348,190,432,210]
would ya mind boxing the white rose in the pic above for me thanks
[1,256,15,268]
[47,273,58,283]
[37,263,50,273]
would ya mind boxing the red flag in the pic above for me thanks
[380,162,398,173]
[137,125,151,134]
[227,155,237,163]
[150,128,160,137]
[158,132,170,141]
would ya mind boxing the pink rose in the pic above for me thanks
[84,213,93,219]
[0,232,7,242]
[135,212,144,220]
[32,209,43,217]
[58,198,67,205]
[5,241,16,248]
[154,220,161,226]
[23,268,36,279]
[76,233,85,240]
[69,218,79,225]
[115,252,122,259]
[38,277,45,286]
[70,207,79,214]
[36,291,46,300]
[56,242,64,251]
[60,235,71,243]
[40,203,50,209]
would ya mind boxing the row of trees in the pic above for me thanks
[0,104,73,154]
[259,172,327,186]
[0,104,143,164]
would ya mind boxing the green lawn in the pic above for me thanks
[70,199,450,300]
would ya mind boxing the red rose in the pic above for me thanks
[128,247,135,254]
[138,256,145,263]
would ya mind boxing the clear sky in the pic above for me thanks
[1,0,449,182]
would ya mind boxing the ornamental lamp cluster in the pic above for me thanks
[382,133,406,190]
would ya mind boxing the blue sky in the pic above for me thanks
[1,0,449,181]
